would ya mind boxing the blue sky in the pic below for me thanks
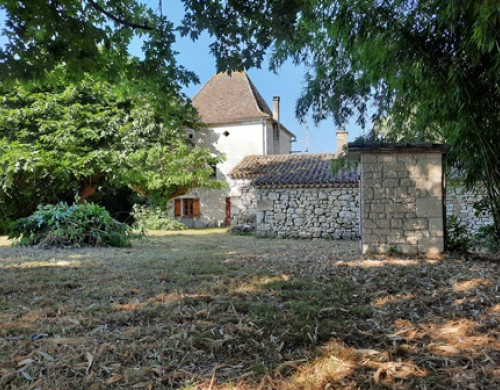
[0,1,367,153]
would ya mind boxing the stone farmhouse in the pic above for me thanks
[228,153,359,239]
[170,72,295,227]
[171,72,492,254]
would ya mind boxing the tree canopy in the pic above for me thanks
[0,1,221,230]
[0,69,222,229]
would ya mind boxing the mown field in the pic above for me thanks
[0,229,498,389]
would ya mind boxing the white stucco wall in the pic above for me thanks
[172,121,272,226]
[196,122,267,172]
[279,131,293,154]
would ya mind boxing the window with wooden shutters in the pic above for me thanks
[174,198,200,218]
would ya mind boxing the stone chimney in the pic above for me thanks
[272,96,280,123]
[336,128,348,155]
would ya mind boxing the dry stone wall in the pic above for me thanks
[230,180,258,231]
[446,183,493,234]
[253,187,359,239]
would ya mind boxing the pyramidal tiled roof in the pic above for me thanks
[192,72,273,124]
[228,153,359,188]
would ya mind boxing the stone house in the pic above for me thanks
[170,72,491,244]
[171,72,295,227]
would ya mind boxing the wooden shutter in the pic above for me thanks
[174,199,181,217]
[225,197,231,226]
[193,198,200,217]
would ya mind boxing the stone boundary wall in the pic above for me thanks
[254,187,359,239]
[230,180,258,231]
[231,180,493,239]
[446,183,493,234]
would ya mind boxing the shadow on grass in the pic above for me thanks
[0,231,498,389]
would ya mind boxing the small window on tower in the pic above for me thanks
[210,163,217,178]
[223,131,230,137]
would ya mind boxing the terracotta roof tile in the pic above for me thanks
[192,72,272,124]
[229,154,359,188]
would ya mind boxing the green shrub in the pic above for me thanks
[474,224,500,252]
[131,204,186,231]
[9,202,134,247]
[446,216,472,251]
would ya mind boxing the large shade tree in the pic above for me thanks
[0,1,219,229]
[0,70,222,225]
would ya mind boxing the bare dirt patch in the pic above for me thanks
[0,230,498,389]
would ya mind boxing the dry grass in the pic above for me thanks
[0,229,498,389]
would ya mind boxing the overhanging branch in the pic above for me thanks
[86,0,154,30]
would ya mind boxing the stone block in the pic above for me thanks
[381,155,396,163]
[371,204,386,213]
[299,231,312,239]
[400,179,415,187]
[416,197,442,218]
[362,154,379,163]
[257,223,271,231]
[403,218,428,230]
[383,179,399,188]
[405,235,418,245]
[429,217,444,235]
[386,203,404,214]
[417,158,442,180]
[376,219,390,229]
[418,237,444,253]
[257,199,274,210]
[314,208,325,216]
[339,210,356,219]
[398,244,418,254]
[268,192,279,201]
[383,170,398,179]
[390,219,403,229]
[364,187,374,200]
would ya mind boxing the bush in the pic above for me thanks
[474,224,500,252]
[9,202,133,247]
[131,204,186,231]
[446,216,472,251]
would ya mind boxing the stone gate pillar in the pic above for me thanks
[348,143,449,256]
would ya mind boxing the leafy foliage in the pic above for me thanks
[474,224,500,253]
[0,0,196,88]
[446,216,472,252]
[9,202,133,247]
[131,204,186,231]
[0,70,223,221]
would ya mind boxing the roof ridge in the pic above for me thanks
[191,72,274,124]
[243,72,272,117]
